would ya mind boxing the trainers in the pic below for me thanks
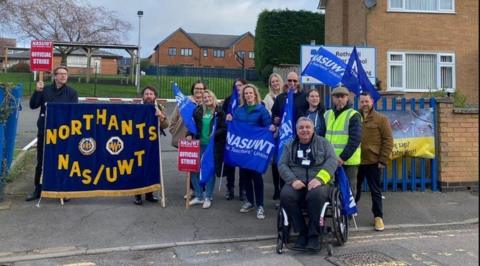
[189,197,204,206]
[202,198,212,209]
[256,206,265,219]
[374,217,385,231]
[240,202,254,213]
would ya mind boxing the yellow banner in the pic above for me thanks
[390,137,435,159]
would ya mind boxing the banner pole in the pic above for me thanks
[157,115,166,208]
[185,172,190,209]
[218,162,224,192]
[39,71,44,82]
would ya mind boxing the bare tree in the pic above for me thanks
[0,0,132,65]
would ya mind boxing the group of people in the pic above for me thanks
[27,67,393,251]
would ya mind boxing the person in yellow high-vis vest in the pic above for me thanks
[324,86,362,199]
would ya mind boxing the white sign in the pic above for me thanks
[301,45,376,85]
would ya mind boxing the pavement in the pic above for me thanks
[0,99,478,264]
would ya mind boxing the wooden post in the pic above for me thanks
[156,107,166,208]
[185,172,191,209]
[39,71,44,82]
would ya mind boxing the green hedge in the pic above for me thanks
[255,10,325,81]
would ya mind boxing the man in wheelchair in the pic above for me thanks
[278,117,338,251]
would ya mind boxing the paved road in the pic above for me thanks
[10,223,479,265]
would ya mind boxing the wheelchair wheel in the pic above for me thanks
[331,189,349,245]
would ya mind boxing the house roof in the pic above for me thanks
[6,48,122,60]
[154,27,254,50]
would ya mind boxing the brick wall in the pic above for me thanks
[438,100,479,191]
[325,1,479,105]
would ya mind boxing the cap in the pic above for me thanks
[331,86,350,96]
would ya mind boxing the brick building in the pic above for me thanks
[150,28,255,69]
[2,48,121,75]
[319,0,479,105]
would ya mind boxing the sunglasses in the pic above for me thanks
[287,79,298,83]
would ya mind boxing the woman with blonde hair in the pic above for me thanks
[226,84,273,219]
[263,73,284,115]
[186,89,226,209]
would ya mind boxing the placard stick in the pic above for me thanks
[39,71,44,82]
[156,105,166,208]
[185,172,191,209]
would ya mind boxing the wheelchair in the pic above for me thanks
[275,185,349,255]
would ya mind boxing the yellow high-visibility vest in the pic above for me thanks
[324,108,361,165]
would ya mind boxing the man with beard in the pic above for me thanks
[134,86,169,205]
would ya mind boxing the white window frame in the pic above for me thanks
[203,48,208,57]
[180,48,192,57]
[213,49,225,58]
[66,56,88,67]
[387,0,455,14]
[168,47,176,56]
[387,51,455,92]
[248,51,255,59]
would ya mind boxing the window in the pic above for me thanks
[180,48,192,56]
[66,56,88,67]
[213,49,225,58]
[248,51,255,59]
[388,0,454,13]
[387,52,455,92]
[168,47,176,56]
[203,48,208,57]
[237,50,246,59]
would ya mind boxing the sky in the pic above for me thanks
[2,0,319,58]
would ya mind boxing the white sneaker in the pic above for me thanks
[256,206,265,219]
[240,202,254,213]
[189,197,204,206]
[202,198,212,209]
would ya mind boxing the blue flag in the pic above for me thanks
[277,89,295,164]
[227,84,239,115]
[172,83,198,135]
[336,166,358,216]
[301,47,347,87]
[199,117,217,185]
[224,120,275,173]
[341,46,381,101]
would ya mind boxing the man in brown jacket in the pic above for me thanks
[356,92,393,231]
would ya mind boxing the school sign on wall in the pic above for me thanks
[301,45,376,85]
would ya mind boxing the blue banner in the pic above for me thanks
[341,46,381,101]
[199,117,217,185]
[301,47,347,87]
[336,167,358,216]
[42,103,160,198]
[224,120,275,173]
[227,84,239,115]
[277,89,295,164]
[173,83,198,135]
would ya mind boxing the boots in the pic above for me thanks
[26,185,42,201]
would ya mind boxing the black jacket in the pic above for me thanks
[298,105,327,137]
[271,90,308,125]
[29,82,78,134]
[187,105,227,177]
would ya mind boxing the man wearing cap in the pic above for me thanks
[324,86,362,199]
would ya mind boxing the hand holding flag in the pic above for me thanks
[172,83,198,135]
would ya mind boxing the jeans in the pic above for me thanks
[356,163,383,218]
[191,145,216,199]
[240,168,264,207]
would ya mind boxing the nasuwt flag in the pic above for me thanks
[199,117,217,185]
[336,166,358,216]
[42,103,160,198]
[341,46,381,101]
[301,47,347,87]
[224,120,275,173]
[173,83,197,135]
[227,84,239,115]
[277,88,294,164]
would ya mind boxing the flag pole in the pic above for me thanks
[218,162,224,191]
